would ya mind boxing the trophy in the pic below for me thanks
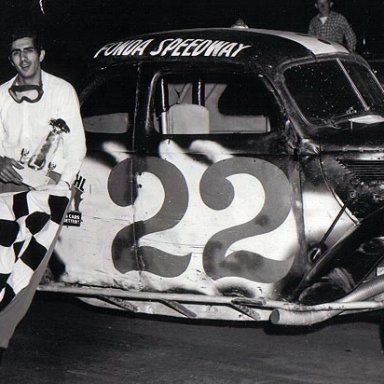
[18,118,70,188]
[28,118,70,170]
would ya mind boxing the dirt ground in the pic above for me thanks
[1,293,384,384]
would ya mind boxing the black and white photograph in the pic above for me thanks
[1,1,384,383]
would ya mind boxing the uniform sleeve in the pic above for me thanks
[0,113,5,157]
[0,89,9,158]
[57,84,86,185]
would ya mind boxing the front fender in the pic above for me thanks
[294,205,384,303]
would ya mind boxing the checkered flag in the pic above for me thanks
[0,190,70,310]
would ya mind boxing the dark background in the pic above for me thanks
[0,0,383,86]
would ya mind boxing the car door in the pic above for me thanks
[124,65,302,299]
[54,66,142,290]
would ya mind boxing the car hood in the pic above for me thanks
[313,119,384,219]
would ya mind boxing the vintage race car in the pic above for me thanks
[39,26,384,326]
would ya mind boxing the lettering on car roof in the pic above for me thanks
[94,38,252,59]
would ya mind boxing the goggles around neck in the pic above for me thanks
[8,82,44,103]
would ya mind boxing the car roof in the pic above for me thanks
[91,27,352,73]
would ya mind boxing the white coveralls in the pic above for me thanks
[0,70,86,348]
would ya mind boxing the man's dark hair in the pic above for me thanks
[9,27,43,54]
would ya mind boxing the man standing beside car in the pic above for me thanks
[0,27,86,363]
[308,0,357,51]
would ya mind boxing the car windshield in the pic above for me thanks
[284,60,384,125]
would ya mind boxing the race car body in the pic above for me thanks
[40,27,384,325]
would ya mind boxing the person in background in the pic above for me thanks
[308,0,357,51]
[0,26,86,363]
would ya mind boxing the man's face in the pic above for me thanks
[316,0,332,16]
[10,37,45,84]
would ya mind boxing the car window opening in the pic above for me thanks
[154,73,278,135]
[81,72,138,135]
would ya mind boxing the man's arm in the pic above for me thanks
[308,18,316,35]
[0,109,23,185]
[56,84,86,186]
[342,16,357,51]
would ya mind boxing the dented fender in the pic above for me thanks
[295,204,384,300]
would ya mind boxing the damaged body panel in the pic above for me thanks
[43,27,384,326]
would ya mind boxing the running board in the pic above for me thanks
[159,299,197,319]
[38,283,384,322]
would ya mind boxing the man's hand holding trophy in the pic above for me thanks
[16,118,70,189]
